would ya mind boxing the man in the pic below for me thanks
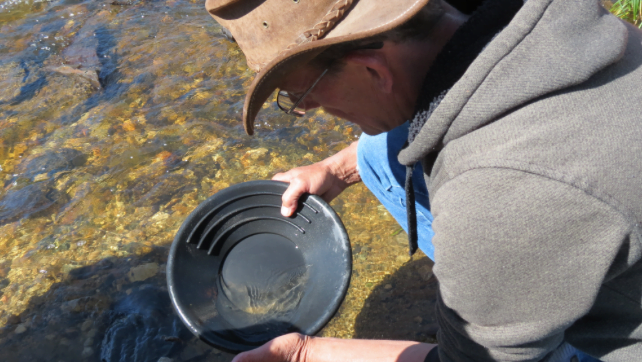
[205,0,642,361]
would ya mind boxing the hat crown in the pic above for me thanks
[207,0,349,72]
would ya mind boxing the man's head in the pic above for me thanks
[205,0,464,135]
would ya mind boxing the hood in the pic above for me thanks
[398,0,628,166]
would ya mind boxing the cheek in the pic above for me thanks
[313,71,376,118]
[309,84,342,109]
[320,80,363,108]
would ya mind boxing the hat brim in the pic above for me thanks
[242,0,431,135]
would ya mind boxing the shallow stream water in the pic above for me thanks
[0,0,438,360]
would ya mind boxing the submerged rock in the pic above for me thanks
[0,278,9,298]
[100,287,191,362]
[14,324,27,334]
[81,346,94,358]
[46,65,101,89]
[0,182,61,225]
[127,262,159,283]
[10,148,87,184]
[0,148,86,225]
[44,11,108,90]
[133,174,188,207]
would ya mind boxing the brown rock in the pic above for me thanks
[46,65,101,90]
[417,265,433,281]
[14,324,27,334]
[127,262,159,283]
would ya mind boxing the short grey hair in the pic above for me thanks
[312,0,445,68]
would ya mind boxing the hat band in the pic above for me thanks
[253,0,355,71]
[294,0,355,45]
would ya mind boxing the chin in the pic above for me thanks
[358,120,395,136]
[359,126,386,136]
[360,128,379,136]
[321,107,389,136]
[355,119,398,136]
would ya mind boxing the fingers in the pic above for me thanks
[231,333,306,362]
[271,162,347,217]
[232,340,277,362]
[272,171,304,217]
[272,167,322,217]
[272,171,303,217]
[280,178,307,217]
[272,171,292,183]
[232,348,263,362]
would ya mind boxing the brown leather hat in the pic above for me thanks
[206,0,431,135]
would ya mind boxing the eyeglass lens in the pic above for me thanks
[277,68,329,117]
[277,91,306,117]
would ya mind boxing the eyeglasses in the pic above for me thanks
[277,68,329,117]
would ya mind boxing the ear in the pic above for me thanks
[343,50,393,94]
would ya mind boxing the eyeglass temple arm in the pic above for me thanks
[287,68,330,114]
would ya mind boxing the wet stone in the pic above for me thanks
[81,319,92,332]
[127,262,159,283]
[11,148,87,183]
[0,261,11,278]
[86,328,98,339]
[14,324,27,334]
[100,287,190,362]
[0,182,62,226]
[417,265,433,281]
[81,347,94,358]
[133,174,188,207]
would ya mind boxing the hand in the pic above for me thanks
[273,142,361,217]
[232,333,309,362]
[232,333,436,362]
[272,162,349,216]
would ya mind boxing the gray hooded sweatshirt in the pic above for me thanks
[398,0,642,361]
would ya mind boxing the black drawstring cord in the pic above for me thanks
[405,163,418,256]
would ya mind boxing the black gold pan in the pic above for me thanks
[167,180,351,353]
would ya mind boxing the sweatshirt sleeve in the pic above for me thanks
[429,168,632,362]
